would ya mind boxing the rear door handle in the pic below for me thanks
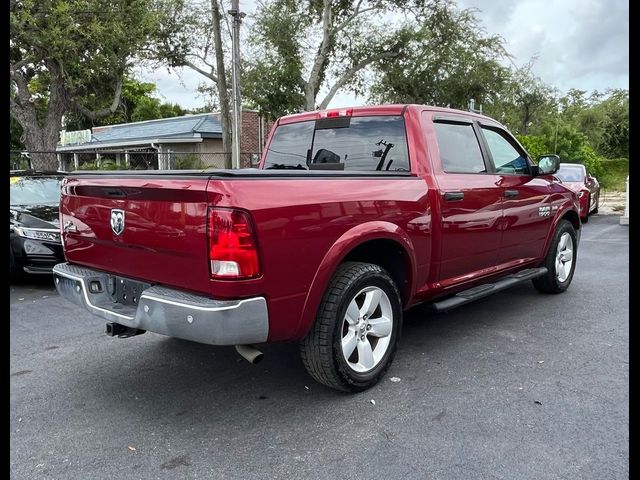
[444,191,464,201]
[504,189,519,198]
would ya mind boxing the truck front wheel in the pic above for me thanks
[300,261,402,392]
[532,219,577,294]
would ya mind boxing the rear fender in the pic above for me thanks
[294,222,417,339]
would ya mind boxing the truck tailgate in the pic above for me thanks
[60,175,212,295]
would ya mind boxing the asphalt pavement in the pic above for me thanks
[10,214,629,480]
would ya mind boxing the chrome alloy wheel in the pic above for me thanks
[341,286,393,373]
[555,232,574,282]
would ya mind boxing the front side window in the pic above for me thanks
[481,127,529,175]
[263,116,410,172]
[433,122,487,173]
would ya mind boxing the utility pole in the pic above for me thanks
[229,0,245,169]
[554,106,560,154]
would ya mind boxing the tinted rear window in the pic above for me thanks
[263,116,410,172]
[433,122,486,173]
[555,165,585,182]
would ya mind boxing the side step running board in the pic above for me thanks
[432,267,548,313]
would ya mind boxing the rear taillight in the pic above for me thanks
[207,208,260,279]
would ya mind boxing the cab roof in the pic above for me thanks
[277,104,499,125]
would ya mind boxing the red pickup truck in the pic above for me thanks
[54,105,581,392]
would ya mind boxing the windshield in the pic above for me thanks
[263,115,410,172]
[10,176,64,205]
[555,165,585,183]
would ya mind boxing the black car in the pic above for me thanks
[10,170,66,276]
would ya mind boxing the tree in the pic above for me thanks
[517,124,604,178]
[147,0,233,167]
[368,1,510,110]
[489,59,557,135]
[10,0,166,168]
[243,0,429,119]
[63,77,187,130]
[588,89,628,159]
[546,88,628,160]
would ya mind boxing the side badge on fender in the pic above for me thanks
[538,206,551,217]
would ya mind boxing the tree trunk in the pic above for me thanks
[304,0,333,111]
[10,71,66,170]
[211,0,232,169]
[19,118,63,170]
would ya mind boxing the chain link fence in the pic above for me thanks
[10,150,261,172]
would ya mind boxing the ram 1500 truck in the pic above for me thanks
[53,105,581,392]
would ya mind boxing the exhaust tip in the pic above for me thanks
[235,344,264,365]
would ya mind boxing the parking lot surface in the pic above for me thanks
[10,215,628,479]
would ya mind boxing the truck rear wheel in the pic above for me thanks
[532,219,577,294]
[300,262,402,392]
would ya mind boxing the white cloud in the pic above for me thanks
[459,0,629,93]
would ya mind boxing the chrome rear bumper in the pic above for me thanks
[52,262,268,345]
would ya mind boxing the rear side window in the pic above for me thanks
[263,116,410,172]
[433,122,486,173]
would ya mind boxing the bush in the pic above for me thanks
[598,158,629,191]
[78,161,99,170]
[172,154,206,170]
[517,128,604,179]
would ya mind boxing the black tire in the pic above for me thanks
[300,261,403,392]
[532,219,578,294]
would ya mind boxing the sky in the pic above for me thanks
[137,0,629,110]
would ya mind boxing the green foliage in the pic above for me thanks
[172,154,206,170]
[597,158,629,191]
[517,123,604,179]
[515,87,628,187]
[516,135,548,159]
[591,89,628,159]
[243,0,431,118]
[243,0,308,117]
[10,0,172,157]
[369,1,510,109]
[484,61,557,135]
[78,161,99,170]
[77,158,119,170]
[64,77,187,130]
[552,88,628,160]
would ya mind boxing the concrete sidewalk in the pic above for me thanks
[597,190,625,216]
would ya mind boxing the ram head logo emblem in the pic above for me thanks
[110,209,125,236]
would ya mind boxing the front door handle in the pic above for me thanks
[504,189,519,199]
[444,191,464,201]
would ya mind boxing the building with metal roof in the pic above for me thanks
[56,111,268,170]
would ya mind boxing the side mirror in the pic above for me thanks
[535,154,560,176]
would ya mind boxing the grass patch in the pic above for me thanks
[598,158,629,191]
